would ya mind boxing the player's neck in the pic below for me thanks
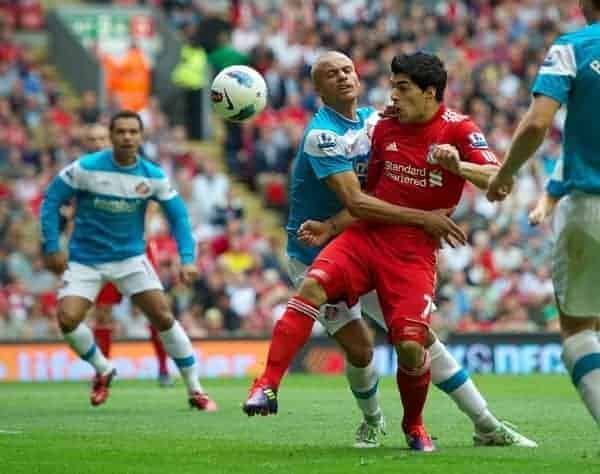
[113,151,138,167]
[414,103,442,124]
[325,100,357,121]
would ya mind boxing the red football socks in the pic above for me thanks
[396,351,432,432]
[93,326,113,358]
[149,325,169,375]
[259,296,319,389]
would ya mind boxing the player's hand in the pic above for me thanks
[528,207,546,226]
[44,251,68,275]
[179,264,199,285]
[431,144,461,175]
[486,170,514,202]
[298,220,333,247]
[59,204,75,220]
[422,209,467,248]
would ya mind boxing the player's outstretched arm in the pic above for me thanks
[487,96,561,201]
[40,168,78,274]
[157,194,198,284]
[324,170,467,247]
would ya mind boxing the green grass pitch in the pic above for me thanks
[1,374,598,473]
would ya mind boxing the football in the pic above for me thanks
[210,65,267,122]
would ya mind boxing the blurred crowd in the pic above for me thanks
[0,6,291,342]
[0,0,586,340]
[163,0,581,335]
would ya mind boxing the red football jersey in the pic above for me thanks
[363,105,498,245]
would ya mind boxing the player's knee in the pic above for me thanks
[57,306,85,333]
[345,344,373,368]
[298,277,327,306]
[133,291,174,331]
[559,314,598,339]
[395,340,425,370]
[335,320,374,367]
[147,309,174,332]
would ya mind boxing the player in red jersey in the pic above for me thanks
[260,52,503,451]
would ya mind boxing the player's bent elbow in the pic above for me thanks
[346,193,369,218]
[524,115,552,136]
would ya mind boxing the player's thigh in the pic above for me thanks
[552,194,600,318]
[130,289,173,331]
[374,256,435,346]
[359,290,387,332]
[559,312,599,338]
[306,227,373,307]
[58,261,104,303]
[332,317,374,367]
[288,257,365,335]
[105,254,163,299]
[357,290,440,347]
[57,296,94,331]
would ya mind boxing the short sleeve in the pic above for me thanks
[303,129,353,180]
[452,119,499,166]
[58,161,82,189]
[531,41,576,105]
[546,159,567,198]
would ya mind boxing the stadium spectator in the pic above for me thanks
[0,1,590,341]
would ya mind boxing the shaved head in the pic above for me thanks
[309,51,360,113]
[310,51,353,87]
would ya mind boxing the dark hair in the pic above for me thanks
[109,110,144,132]
[390,52,447,102]
[593,0,600,10]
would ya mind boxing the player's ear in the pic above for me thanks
[424,86,437,101]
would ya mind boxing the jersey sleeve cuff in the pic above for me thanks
[531,88,567,106]
[180,254,195,265]
[546,180,567,198]
[42,241,60,255]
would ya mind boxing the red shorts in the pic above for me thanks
[95,283,123,306]
[306,224,436,345]
[145,241,159,269]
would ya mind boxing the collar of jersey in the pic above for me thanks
[323,105,361,127]
[110,150,140,169]
[399,104,445,129]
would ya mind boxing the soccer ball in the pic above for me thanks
[210,65,267,122]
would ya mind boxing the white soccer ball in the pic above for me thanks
[210,65,267,122]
